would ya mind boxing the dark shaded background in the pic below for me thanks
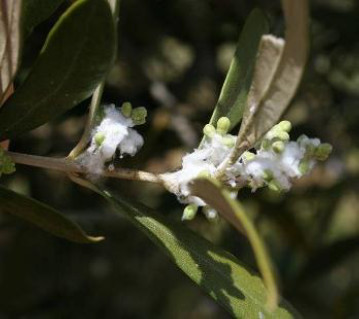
[1,0,358,318]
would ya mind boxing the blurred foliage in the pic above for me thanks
[0,0,358,318]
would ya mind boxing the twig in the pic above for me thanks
[7,151,163,185]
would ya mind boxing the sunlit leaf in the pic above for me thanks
[235,0,309,152]
[209,9,269,130]
[0,185,103,243]
[0,1,22,104]
[190,177,279,311]
[246,35,285,119]
[98,186,297,318]
[0,0,116,140]
[21,0,65,38]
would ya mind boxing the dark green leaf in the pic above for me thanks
[0,185,103,243]
[98,186,298,318]
[209,9,269,131]
[0,1,21,104]
[21,0,65,38]
[0,0,116,140]
[190,177,279,311]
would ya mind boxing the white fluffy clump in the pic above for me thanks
[81,105,143,175]
[163,138,229,207]
[164,119,330,215]
[229,135,321,192]
[162,130,235,212]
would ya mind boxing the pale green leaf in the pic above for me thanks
[0,185,103,243]
[0,1,22,104]
[0,0,116,140]
[98,186,298,318]
[209,9,269,130]
[246,35,285,119]
[235,0,309,151]
[189,177,279,311]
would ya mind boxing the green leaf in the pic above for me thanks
[0,185,103,243]
[0,1,22,104]
[0,0,116,140]
[235,0,309,151]
[21,0,65,38]
[209,9,269,131]
[190,178,279,311]
[98,186,298,318]
[245,35,284,122]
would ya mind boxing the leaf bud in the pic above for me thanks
[222,136,235,148]
[299,160,310,175]
[132,107,147,125]
[182,204,198,221]
[272,141,285,153]
[203,124,216,138]
[121,102,132,118]
[315,143,333,161]
[242,151,256,162]
[94,132,106,146]
[197,170,211,178]
[277,120,292,132]
[277,131,290,142]
[216,117,231,135]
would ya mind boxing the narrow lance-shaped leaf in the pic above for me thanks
[209,9,269,131]
[0,185,103,243]
[98,186,297,318]
[235,0,309,152]
[0,0,116,141]
[21,0,65,39]
[0,0,22,104]
[190,177,279,311]
[246,35,285,119]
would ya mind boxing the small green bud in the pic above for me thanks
[197,170,211,178]
[261,139,271,150]
[315,143,333,161]
[132,107,147,125]
[216,117,231,135]
[277,120,292,132]
[94,132,105,146]
[268,180,282,192]
[121,102,132,117]
[262,169,273,181]
[305,144,316,157]
[272,141,285,154]
[222,136,235,148]
[182,204,198,221]
[203,124,216,138]
[299,160,310,175]
[242,151,256,162]
[277,131,290,142]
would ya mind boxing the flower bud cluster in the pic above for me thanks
[228,122,332,192]
[163,118,332,221]
[81,103,146,175]
[163,117,236,221]
[0,146,15,177]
